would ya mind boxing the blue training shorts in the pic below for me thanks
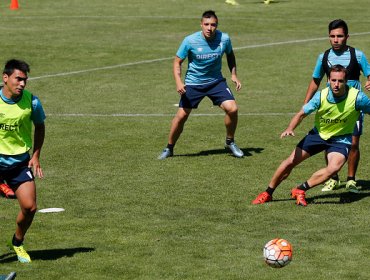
[297,130,351,159]
[0,160,34,188]
[179,79,235,109]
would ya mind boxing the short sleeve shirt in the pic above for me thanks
[176,30,233,85]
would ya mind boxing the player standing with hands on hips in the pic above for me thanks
[0,59,46,263]
[304,19,370,193]
[158,10,244,159]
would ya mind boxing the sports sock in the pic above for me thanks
[166,144,174,151]
[347,176,355,181]
[297,181,310,191]
[12,234,23,246]
[331,174,339,181]
[265,186,275,196]
[226,138,234,145]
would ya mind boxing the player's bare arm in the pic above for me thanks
[281,109,307,138]
[173,56,186,95]
[304,78,321,104]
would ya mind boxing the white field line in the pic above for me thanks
[29,32,370,81]
[47,112,295,117]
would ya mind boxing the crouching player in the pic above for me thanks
[252,65,370,206]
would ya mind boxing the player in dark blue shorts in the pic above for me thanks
[303,19,370,192]
[253,65,370,206]
[158,10,244,159]
[0,59,46,263]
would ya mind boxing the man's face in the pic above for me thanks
[2,69,28,98]
[201,17,218,40]
[329,70,347,96]
[329,27,348,52]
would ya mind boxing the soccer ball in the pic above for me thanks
[263,238,292,268]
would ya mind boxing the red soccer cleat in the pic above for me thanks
[252,191,272,205]
[291,188,307,206]
[0,183,16,199]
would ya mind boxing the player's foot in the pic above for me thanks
[225,0,239,5]
[252,191,272,204]
[264,0,274,4]
[9,243,31,263]
[225,142,244,158]
[0,183,16,199]
[158,148,173,160]
[321,178,341,192]
[291,188,307,206]
[3,272,17,280]
[345,180,360,193]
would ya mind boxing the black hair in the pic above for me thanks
[202,10,218,22]
[3,59,30,76]
[328,19,348,36]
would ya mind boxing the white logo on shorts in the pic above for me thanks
[26,171,33,179]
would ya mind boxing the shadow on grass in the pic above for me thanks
[177,147,264,157]
[272,182,370,205]
[0,247,95,263]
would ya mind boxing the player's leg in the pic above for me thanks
[158,108,192,160]
[11,177,37,263]
[345,114,362,192]
[210,80,243,157]
[307,152,346,188]
[158,85,203,159]
[252,147,310,204]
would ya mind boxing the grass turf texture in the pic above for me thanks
[0,0,370,279]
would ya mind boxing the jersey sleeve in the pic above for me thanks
[312,53,325,79]
[356,91,370,113]
[31,95,46,124]
[356,49,370,77]
[176,37,190,60]
[224,34,232,54]
[303,91,321,115]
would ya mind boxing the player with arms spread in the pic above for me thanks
[158,10,244,159]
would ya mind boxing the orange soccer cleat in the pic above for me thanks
[291,188,307,206]
[0,183,16,199]
[252,191,272,205]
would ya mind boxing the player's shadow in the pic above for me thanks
[0,247,95,263]
[178,147,264,157]
[274,180,370,205]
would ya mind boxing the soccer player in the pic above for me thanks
[158,10,244,160]
[304,19,370,193]
[252,65,370,206]
[0,59,46,263]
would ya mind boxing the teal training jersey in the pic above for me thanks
[176,30,233,86]
[312,48,370,90]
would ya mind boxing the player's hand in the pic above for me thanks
[280,130,295,138]
[176,81,186,95]
[364,80,370,91]
[28,157,44,179]
[231,76,242,91]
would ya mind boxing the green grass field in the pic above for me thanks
[1,0,370,279]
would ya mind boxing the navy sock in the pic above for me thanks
[226,138,234,145]
[297,182,310,191]
[347,176,355,181]
[265,186,275,196]
[12,234,23,246]
[331,174,339,181]
[166,144,174,151]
